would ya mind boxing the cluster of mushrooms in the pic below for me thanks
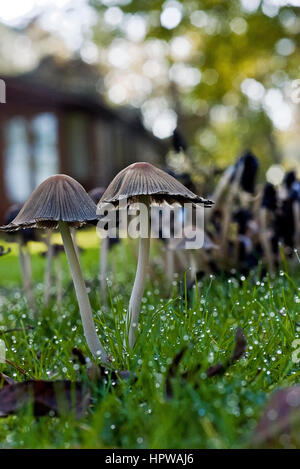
[161,151,300,287]
[0,163,212,366]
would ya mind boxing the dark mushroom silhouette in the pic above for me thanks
[98,162,213,349]
[283,171,300,250]
[0,246,11,257]
[0,174,109,364]
[239,150,259,194]
[172,128,187,154]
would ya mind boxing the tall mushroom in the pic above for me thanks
[0,174,109,364]
[98,162,213,349]
[43,229,54,306]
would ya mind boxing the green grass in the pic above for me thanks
[0,231,299,449]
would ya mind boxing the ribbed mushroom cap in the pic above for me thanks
[1,174,97,232]
[4,203,38,243]
[98,162,213,208]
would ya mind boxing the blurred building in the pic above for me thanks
[0,56,165,222]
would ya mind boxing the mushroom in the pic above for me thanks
[284,171,300,251]
[43,229,54,306]
[0,174,109,364]
[0,246,11,257]
[209,151,259,257]
[89,187,109,299]
[40,243,65,307]
[98,162,213,349]
[168,225,219,281]
[259,183,277,273]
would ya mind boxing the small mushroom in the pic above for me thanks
[43,229,54,306]
[98,162,213,349]
[259,183,277,273]
[4,204,37,312]
[0,175,109,364]
[168,225,219,280]
[89,187,109,299]
[284,171,300,251]
[0,246,11,257]
[40,243,65,307]
[239,150,259,195]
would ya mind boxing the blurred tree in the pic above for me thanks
[89,0,300,176]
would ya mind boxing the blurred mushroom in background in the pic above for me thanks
[98,161,213,350]
[89,186,120,301]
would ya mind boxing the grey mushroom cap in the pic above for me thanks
[88,187,107,205]
[0,174,97,232]
[98,162,214,208]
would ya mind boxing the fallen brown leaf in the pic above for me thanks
[0,349,135,420]
[252,386,300,448]
[0,380,91,418]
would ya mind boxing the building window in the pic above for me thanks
[4,113,58,203]
[67,114,89,180]
[4,117,31,203]
[32,113,58,186]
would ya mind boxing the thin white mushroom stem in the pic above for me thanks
[189,251,198,281]
[56,254,63,308]
[293,201,300,250]
[71,227,81,261]
[220,162,244,256]
[259,207,274,274]
[176,249,187,271]
[100,236,108,300]
[59,221,109,364]
[166,246,174,285]
[44,230,54,306]
[206,165,235,222]
[127,201,150,349]
[18,236,36,312]
[127,236,150,349]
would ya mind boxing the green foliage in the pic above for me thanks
[0,238,299,448]
[90,0,299,170]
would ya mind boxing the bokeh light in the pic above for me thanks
[160,2,182,30]
[266,164,285,185]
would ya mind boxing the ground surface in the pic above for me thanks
[0,230,299,449]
